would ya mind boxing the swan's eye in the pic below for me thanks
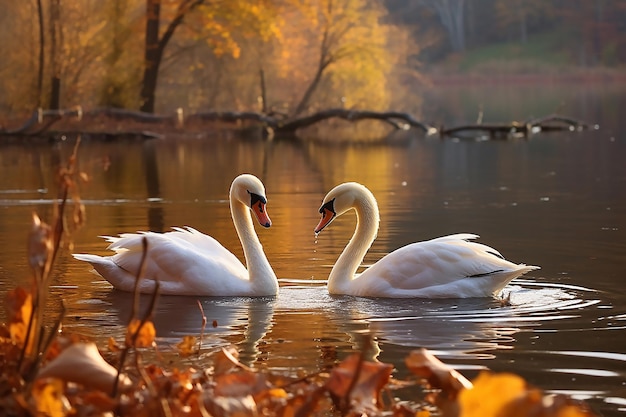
[248,191,267,208]
[319,199,336,215]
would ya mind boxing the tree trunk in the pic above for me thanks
[48,0,61,109]
[139,0,204,113]
[49,77,61,110]
[140,0,161,113]
[36,0,45,107]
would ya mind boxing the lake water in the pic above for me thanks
[1,84,625,416]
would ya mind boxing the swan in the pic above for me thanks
[73,174,278,296]
[314,182,539,298]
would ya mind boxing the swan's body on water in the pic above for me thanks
[73,174,278,296]
[315,182,539,298]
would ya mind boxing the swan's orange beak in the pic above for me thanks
[252,201,271,228]
[314,209,333,234]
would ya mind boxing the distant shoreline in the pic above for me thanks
[425,69,626,86]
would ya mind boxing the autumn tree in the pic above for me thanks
[139,0,283,113]
[100,0,143,108]
[140,0,204,113]
[269,0,399,117]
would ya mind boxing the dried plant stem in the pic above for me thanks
[24,301,66,383]
[19,138,83,380]
[134,350,172,417]
[340,353,365,415]
[196,300,207,356]
[113,237,161,398]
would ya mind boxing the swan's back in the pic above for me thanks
[339,234,539,298]
[74,227,250,295]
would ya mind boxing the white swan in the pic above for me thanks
[73,174,278,296]
[314,182,539,298]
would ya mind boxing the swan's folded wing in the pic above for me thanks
[109,230,247,285]
[364,238,520,291]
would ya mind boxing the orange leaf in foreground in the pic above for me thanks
[125,319,156,348]
[459,372,600,417]
[5,287,35,351]
[326,353,394,414]
[214,371,270,398]
[213,346,243,375]
[177,335,197,356]
[32,378,68,417]
[405,348,473,396]
[458,372,526,417]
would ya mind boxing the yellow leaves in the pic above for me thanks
[125,319,156,348]
[405,349,598,417]
[459,371,598,417]
[177,335,197,356]
[268,388,288,399]
[32,378,69,417]
[5,287,36,354]
[459,372,526,417]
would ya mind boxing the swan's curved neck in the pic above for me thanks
[230,195,277,291]
[328,193,379,293]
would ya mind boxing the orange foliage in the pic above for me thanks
[5,287,36,354]
[125,318,157,348]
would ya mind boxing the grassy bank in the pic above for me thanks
[427,31,625,85]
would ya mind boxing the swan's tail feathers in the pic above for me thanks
[72,253,110,278]
[518,264,541,274]
[72,253,107,265]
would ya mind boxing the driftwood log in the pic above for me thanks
[0,106,596,140]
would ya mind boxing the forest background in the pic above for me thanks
[1,0,624,121]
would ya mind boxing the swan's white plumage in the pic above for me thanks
[73,174,278,297]
[315,182,539,298]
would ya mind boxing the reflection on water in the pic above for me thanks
[1,85,626,416]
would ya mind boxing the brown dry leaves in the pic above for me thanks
[0,324,603,417]
[125,318,156,348]
[406,348,598,417]
[4,287,35,352]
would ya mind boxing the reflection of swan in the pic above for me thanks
[315,182,539,298]
[85,292,276,366]
[73,174,278,296]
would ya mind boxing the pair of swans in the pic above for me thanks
[74,174,539,298]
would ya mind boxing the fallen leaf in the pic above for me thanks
[214,346,244,375]
[326,353,393,414]
[37,342,132,393]
[5,287,35,353]
[177,335,197,356]
[405,348,473,395]
[461,372,601,417]
[31,378,69,417]
[458,372,525,417]
[214,371,269,398]
[204,394,258,417]
[125,319,156,348]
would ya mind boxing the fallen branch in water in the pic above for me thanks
[0,106,596,141]
[440,113,596,139]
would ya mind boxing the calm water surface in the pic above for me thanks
[1,85,625,416]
